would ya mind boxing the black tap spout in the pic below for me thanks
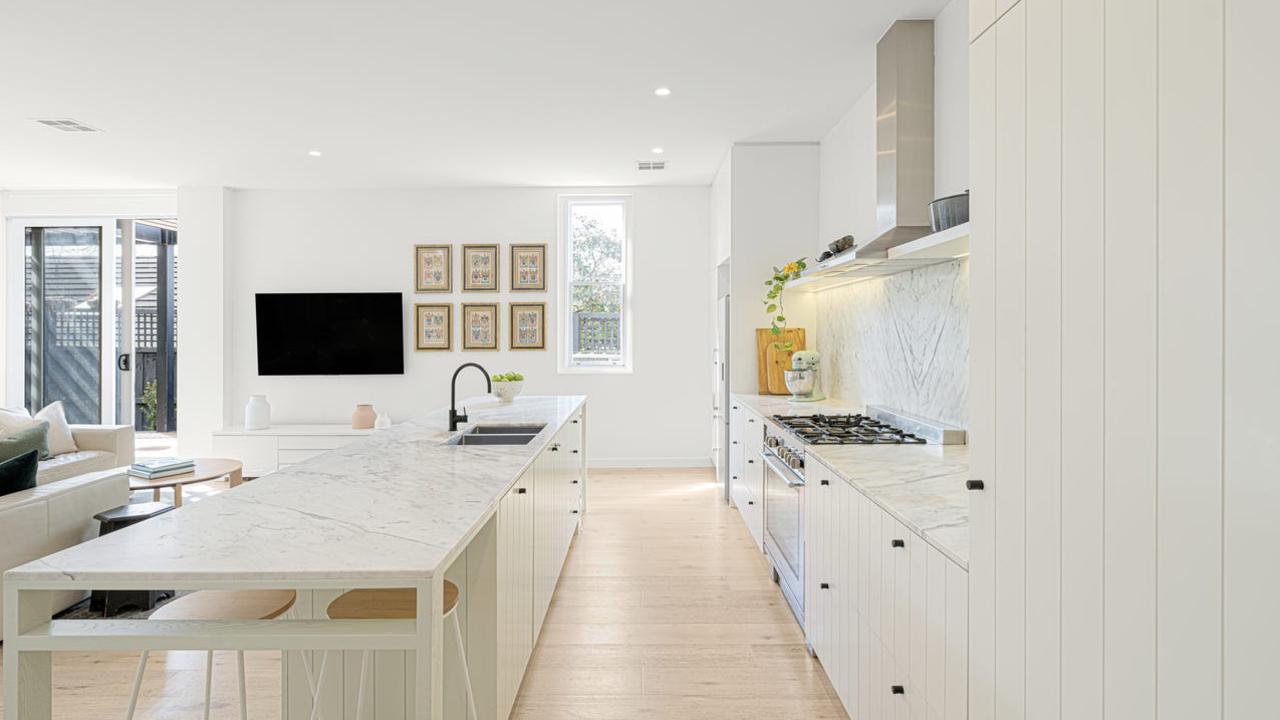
[449,363,492,431]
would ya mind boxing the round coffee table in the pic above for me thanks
[129,458,243,507]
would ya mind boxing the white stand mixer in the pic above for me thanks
[783,350,826,402]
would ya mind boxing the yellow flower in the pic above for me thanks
[783,262,799,275]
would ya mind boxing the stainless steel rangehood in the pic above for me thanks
[858,19,935,259]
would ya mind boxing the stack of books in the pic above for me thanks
[128,458,195,480]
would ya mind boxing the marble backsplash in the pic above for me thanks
[815,258,969,428]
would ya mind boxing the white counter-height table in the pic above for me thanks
[3,395,587,720]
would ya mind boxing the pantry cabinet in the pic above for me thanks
[805,454,968,720]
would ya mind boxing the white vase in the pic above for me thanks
[244,395,270,430]
[374,412,392,430]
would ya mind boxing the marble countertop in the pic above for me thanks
[733,393,970,568]
[7,395,585,585]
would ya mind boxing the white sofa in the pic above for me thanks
[36,424,135,485]
[0,468,130,621]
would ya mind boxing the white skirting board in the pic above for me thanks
[588,456,713,469]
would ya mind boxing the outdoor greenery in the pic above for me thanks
[570,211,623,314]
[140,379,158,431]
[763,258,809,350]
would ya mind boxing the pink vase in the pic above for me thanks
[351,403,376,430]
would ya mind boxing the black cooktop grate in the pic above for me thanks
[771,413,927,445]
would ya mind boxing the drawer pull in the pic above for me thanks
[747,459,755,464]
[572,449,580,454]
[571,509,579,514]
[516,488,527,494]
[572,480,579,484]
[891,539,905,548]
[572,419,579,424]
[747,500,754,506]
[966,479,985,491]
[820,479,830,486]
[820,582,830,590]
[891,685,905,695]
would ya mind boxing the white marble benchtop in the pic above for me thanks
[733,393,970,568]
[6,395,585,585]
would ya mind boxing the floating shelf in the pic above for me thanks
[787,222,970,293]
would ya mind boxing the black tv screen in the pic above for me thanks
[255,293,404,375]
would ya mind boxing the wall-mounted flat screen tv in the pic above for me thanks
[255,292,404,375]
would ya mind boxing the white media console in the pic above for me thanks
[211,425,374,477]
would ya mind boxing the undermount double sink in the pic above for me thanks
[447,423,547,446]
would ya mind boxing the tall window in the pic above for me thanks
[559,195,632,372]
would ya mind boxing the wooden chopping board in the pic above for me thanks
[756,328,806,395]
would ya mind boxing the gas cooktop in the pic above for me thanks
[771,413,927,445]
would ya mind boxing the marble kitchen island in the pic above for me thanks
[3,395,588,720]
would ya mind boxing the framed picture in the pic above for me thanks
[413,245,451,292]
[510,244,547,291]
[414,303,452,351]
[462,244,499,291]
[461,303,499,350]
[509,302,546,350]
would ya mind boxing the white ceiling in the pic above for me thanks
[0,0,947,189]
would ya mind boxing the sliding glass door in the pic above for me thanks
[24,225,105,424]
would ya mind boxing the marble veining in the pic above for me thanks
[7,395,586,584]
[815,258,969,428]
[734,393,969,568]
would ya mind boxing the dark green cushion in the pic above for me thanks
[0,449,39,497]
[0,422,50,463]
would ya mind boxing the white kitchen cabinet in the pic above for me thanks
[532,412,586,641]
[728,403,765,551]
[803,454,969,720]
[211,425,372,477]
[496,472,534,720]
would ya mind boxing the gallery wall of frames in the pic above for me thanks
[412,243,548,352]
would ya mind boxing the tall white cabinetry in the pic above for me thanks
[804,456,968,720]
[968,0,1279,716]
[532,413,584,638]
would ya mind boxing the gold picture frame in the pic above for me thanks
[461,244,499,291]
[414,303,452,351]
[461,303,500,350]
[509,302,546,350]
[510,243,547,291]
[414,245,451,293]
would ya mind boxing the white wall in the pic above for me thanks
[968,0,1279,717]
[933,0,970,199]
[210,186,710,467]
[176,187,233,456]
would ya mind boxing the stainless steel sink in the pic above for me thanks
[468,424,546,435]
[447,424,545,446]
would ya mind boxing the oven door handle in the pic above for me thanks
[760,450,805,487]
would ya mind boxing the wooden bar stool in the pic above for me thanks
[126,590,296,720]
[320,581,474,720]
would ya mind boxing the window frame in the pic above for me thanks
[557,194,634,374]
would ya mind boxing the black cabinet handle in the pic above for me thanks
[733,405,739,410]
[572,480,579,484]
[572,419,579,424]
[571,509,579,514]
[747,500,754,505]
[820,479,829,486]
[550,446,560,452]
[732,440,738,445]
[516,488,527,494]
[891,539,905,548]
[572,449,579,454]
[967,479,985,491]
[891,685,905,695]
[820,582,829,590]
[747,459,755,464]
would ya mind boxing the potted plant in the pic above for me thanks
[490,371,525,403]
[763,258,808,350]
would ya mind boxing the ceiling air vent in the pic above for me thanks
[636,160,666,171]
[33,118,101,133]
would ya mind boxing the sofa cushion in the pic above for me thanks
[35,401,78,456]
[1,422,51,462]
[0,407,40,435]
[0,450,39,497]
[37,450,116,485]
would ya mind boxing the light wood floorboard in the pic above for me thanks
[1,468,846,719]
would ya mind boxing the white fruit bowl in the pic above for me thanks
[492,381,524,403]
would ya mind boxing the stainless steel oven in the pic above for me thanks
[761,428,805,624]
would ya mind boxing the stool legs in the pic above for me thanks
[448,610,478,720]
[202,650,214,720]
[237,651,248,720]
[125,650,149,720]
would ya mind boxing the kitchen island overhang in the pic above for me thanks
[3,394,588,720]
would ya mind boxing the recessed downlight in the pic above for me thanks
[651,147,665,154]
[307,150,322,157]
[653,87,672,97]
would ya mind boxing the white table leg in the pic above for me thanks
[3,588,53,720]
